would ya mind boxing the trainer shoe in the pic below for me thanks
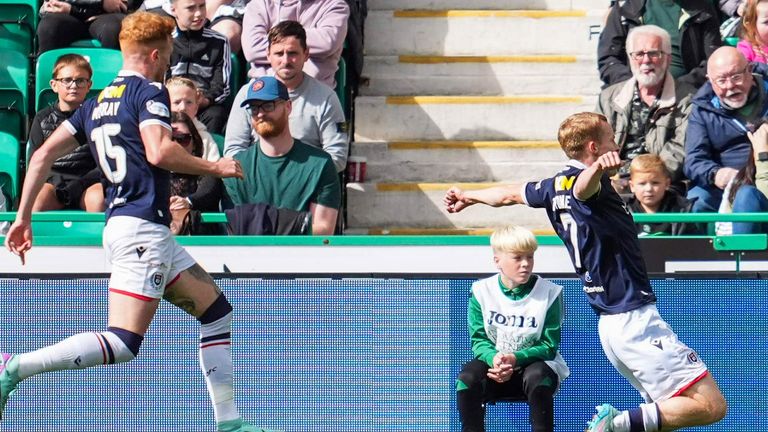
[0,353,20,420]
[585,403,619,432]
[217,418,282,432]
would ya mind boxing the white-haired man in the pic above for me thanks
[596,25,691,194]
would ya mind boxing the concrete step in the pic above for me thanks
[346,182,554,231]
[366,9,604,56]
[368,0,608,11]
[361,55,601,96]
[352,140,567,182]
[354,95,598,141]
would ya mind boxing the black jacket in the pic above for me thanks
[29,104,95,175]
[623,189,703,235]
[169,24,231,104]
[597,0,721,92]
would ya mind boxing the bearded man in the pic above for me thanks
[596,25,690,194]
[222,76,340,234]
[684,46,768,212]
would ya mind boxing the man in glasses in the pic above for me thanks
[596,25,689,195]
[597,0,721,91]
[684,46,768,213]
[223,76,341,235]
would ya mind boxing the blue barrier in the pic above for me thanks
[0,277,763,431]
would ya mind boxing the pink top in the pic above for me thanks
[737,39,768,63]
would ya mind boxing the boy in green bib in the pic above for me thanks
[456,225,569,432]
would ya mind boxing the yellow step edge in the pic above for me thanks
[376,182,501,192]
[394,10,587,18]
[386,95,583,105]
[399,55,578,64]
[388,140,560,150]
[368,227,556,235]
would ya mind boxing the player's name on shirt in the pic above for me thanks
[91,85,126,120]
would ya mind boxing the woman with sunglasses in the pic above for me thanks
[169,111,224,234]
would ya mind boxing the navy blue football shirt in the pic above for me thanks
[64,71,172,226]
[523,160,657,315]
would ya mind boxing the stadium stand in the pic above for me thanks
[0,131,19,209]
[0,49,29,142]
[0,0,37,55]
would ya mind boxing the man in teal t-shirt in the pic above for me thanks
[223,77,341,235]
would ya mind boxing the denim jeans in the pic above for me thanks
[731,185,768,234]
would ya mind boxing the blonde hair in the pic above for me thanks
[557,112,608,159]
[629,154,670,179]
[166,76,199,92]
[52,54,92,80]
[119,12,175,53]
[490,225,538,254]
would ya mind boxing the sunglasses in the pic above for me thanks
[172,133,193,146]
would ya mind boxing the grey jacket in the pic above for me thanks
[596,73,691,182]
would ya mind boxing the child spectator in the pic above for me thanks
[168,0,231,134]
[28,54,104,212]
[738,0,768,63]
[166,77,221,162]
[624,154,700,236]
[457,225,568,432]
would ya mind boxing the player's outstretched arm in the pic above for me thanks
[444,184,524,213]
[573,151,622,201]
[141,124,243,179]
[5,126,80,264]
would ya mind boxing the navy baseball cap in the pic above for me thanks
[240,77,289,107]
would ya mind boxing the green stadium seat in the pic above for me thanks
[0,0,37,54]
[211,132,225,155]
[35,47,123,111]
[70,39,103,48]
[0,131,19,209]
[0,49,29,140]
[334,56,348,116]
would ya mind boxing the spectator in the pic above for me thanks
[166,77,221,162]
[207,0,246,54]
[715,122,768,234]
[684,46,768,213]
[167,0,231,134]
[28,54,104,212]
[223,77,340,235]
[168,111,224,234]
[737,0,768,63]
[37,0,139,53]
[242,0,349,88]
[623,154,701,236]
[596,25,690,194]
[597,0,721,93]
[169,111,222,213]
[224,21,349,173]
[457,225,568,432]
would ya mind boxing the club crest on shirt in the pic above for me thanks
[151,272,164,288]
[146,100,170,117]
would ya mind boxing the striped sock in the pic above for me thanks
[199,296,239,423]
[16,331,133,379]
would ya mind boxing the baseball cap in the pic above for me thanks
[240,76,289,107]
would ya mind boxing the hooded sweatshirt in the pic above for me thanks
[242,0,349,88]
